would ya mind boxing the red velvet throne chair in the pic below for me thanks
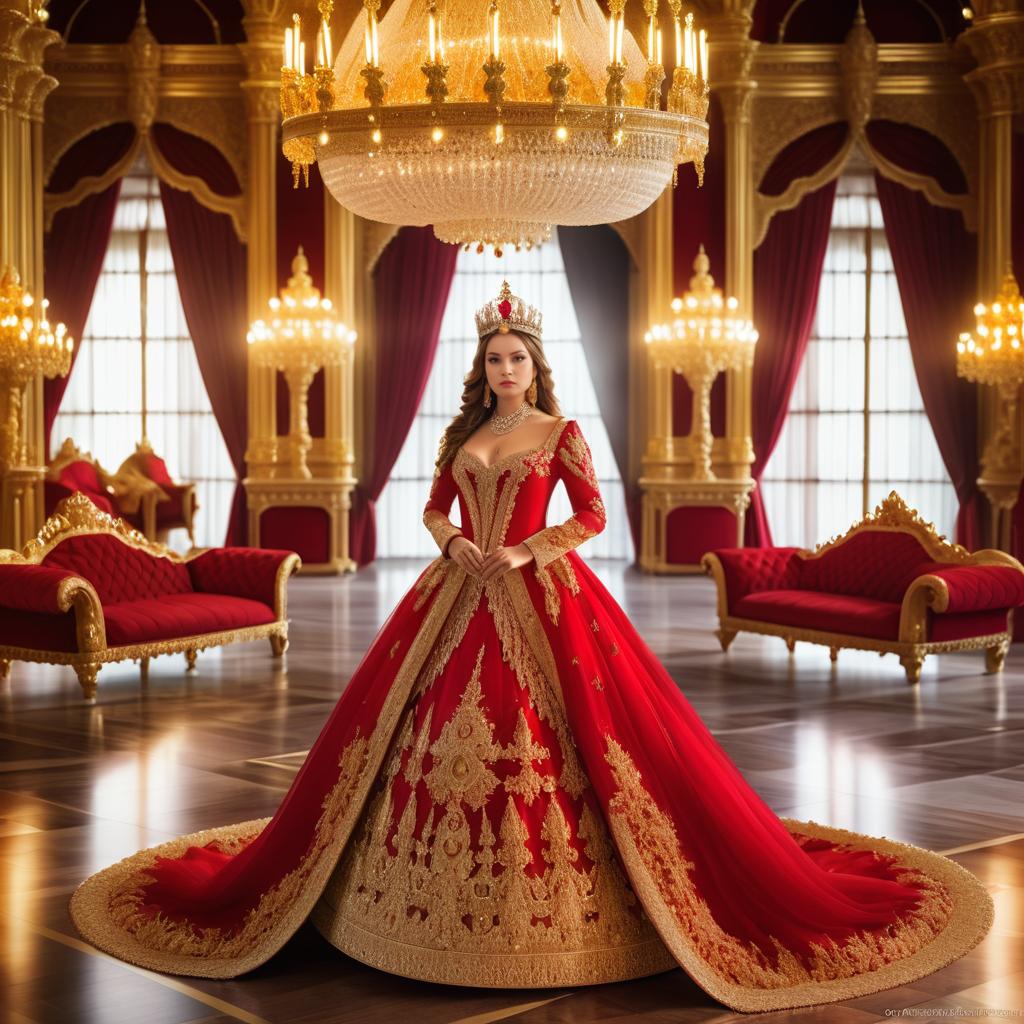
[0,493,300,701]
[46,438,197,544]
[702,492,1024,684]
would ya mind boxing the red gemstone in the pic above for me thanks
[498,299,512,319]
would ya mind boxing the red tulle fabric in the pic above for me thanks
[82,418,974,1004]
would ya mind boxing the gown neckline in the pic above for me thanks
[457,416,567,473]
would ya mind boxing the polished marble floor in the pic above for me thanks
[1,560,1023,1024]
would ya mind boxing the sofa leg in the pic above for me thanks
[716,629,736,653]
[784,636,796,654]
[185,650,198,673]
[270,633,288,658]
[139,657,150,682]
[900,654,923,685]
[985,641,1009,674]
[0,659,10,682]
[829,646,839,663]
[75,663,100,702]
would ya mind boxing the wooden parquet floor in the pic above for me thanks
[1,560,1022,1023]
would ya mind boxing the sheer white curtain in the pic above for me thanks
[52,165,236,548]
[761,169,957,547]
[377,238,631,559]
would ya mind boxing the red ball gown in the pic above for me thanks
[71,416,992,1012]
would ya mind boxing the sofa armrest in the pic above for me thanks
[701,547,804,616]
[899,562,1024,643]
[0,565,105,651]
[0,564,85,614]
[917,564,1024,615]
[187,548,301,617]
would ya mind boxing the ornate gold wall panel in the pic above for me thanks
[751,41,978,248]
[43,43,248,236]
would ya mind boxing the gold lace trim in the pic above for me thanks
[69,565,470,978]
[602,735,993,1012]
[559,425,600,490]
[100,735,369,960]
[423,508,462,556]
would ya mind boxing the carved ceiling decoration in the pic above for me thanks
[43,39,248,236]
[750,14,979,246]
[751,0,970,44]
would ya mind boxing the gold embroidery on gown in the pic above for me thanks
[313,646,677,987]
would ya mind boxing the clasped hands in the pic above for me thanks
[448,535,533,582]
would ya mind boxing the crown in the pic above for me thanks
[474,280,543,340]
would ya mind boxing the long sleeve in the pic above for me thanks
[423,459,464,558]
[522,420,606,569]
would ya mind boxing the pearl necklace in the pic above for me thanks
[488,400,533,435]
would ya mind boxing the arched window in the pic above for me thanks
[761,167,957,545]
[53,158,236,547]
[377,237,632,559]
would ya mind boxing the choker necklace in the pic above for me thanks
[488,400,533,435]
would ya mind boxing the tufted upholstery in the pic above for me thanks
[734,590,902,641]
[42,535,192,605]
[0,564,83,614]
[103,594,276,646]
[712,548,803,607]
[188,548,295,608]
[918,563,1024,615]
[798,531,931,603]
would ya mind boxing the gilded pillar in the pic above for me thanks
[962,2,1024,549]
[0,1,59,551]
[713,2,757,480]
[241,0,283,483]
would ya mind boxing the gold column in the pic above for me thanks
[962,3,1024,550]
[0,1,59,551]
[714,2,757,480]
[241,0,282,486]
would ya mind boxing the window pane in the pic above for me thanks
[377,235,632,559]
[762,169,956,547]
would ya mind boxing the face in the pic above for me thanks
[484,332,535,399]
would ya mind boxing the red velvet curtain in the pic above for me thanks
[154,126,248,545]
[745,123,846,545]
[873,180,980,548]
[43,122,136,456]
[558,225,639,552]
[349,227,458,565]
[43,182,122,454]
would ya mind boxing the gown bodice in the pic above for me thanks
[423,416,607,566]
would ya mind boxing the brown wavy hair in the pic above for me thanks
[433,330,562,473]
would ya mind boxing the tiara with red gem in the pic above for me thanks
[474,280,543,340]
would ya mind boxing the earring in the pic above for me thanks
[526,378,538,405]
[483,385,492,408]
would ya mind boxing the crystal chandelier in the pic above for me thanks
[644,247,757,480]
[957,265,1024,478]
[247,248,356,479]
[0,267,73,468]
[279,0,710,254]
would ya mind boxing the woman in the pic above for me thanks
[71,281,992,1012]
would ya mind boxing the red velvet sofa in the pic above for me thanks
[0,493,300,701]
[702,492,1024,684]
